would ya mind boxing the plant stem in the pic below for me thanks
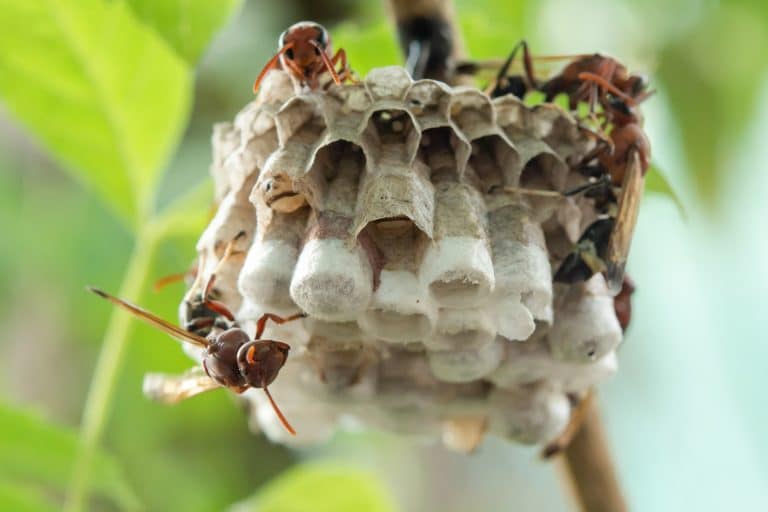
[561,398,627,512]
[64,228,158,512]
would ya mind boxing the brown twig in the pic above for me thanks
[560,397,628,512]
[386,0,468,84]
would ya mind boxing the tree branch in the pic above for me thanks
[561,398,628,512]
[386,0,467,83]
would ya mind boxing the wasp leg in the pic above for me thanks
[254,312,307,339]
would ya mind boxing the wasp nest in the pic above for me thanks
[188,67,622,451]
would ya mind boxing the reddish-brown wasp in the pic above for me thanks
[152,231,247,338]
[88,241,305,434]
[459,40,651,111]
[89,287,304,434]
[554,80,650,290]
[253,21,353,93]
[540,55,650,110]
[178,231,248,338]
[460,43,651,291]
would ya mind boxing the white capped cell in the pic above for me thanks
[489,199,552,329]
[427,339,504,383]
[420,236,495,308]
[488,385,571,445]
[359,269,436,343]
[290,237,373,321]
[427,307,496,351]
[549,275,622,363]
[491,338,618,393]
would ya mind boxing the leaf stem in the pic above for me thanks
[65,227,158,512]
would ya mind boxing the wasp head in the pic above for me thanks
[278,21,332,70]
[236,340,290,389]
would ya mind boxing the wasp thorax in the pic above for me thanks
[203,328,251,388]
[236,340,290,388]
[181,292,232,337]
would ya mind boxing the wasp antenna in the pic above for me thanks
[263,386,296,436]
[203,232,247,301]
[253,43,294,94]
[635,88,656,104]
[310,40,342,85]
[530,52,592,62]
[500,186,564,198]
[88,286,209,348]
[87,286,107,298]
[152,272,187,292]
[577,72,636,105]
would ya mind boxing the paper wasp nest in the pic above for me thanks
[191,67,622,451]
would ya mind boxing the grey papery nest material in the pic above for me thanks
[176,67,623,452]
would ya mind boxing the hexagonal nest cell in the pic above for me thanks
[174,67,623,452]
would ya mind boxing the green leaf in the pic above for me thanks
[657,3,768,210]
[0,403,140,511]
[123,0,244,63]
[241,463,397,512]
[645,165,685,217]
[333,22,401,77]
[458,0,529,59]
[150,179,213,239]
[0,0,192,225]
[0,482,59,512]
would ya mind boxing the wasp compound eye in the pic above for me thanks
[236,340,289,388]
[314,27,329,48]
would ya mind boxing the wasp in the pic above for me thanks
[540,55,650,111]
[554,87,650,291]
[89,287,305,435]
[177,231,248,338]
[459,40,651,110]
[480,40,539,99]
[152,231,247,337]
[89,233,304,434]
[459,43,652,291]
[253,21,353,93]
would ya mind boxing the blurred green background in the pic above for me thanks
[1,0,767,510]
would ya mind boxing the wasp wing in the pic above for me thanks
[605,150,644,293]
[143,367,220,404]
[88,287,209,348]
